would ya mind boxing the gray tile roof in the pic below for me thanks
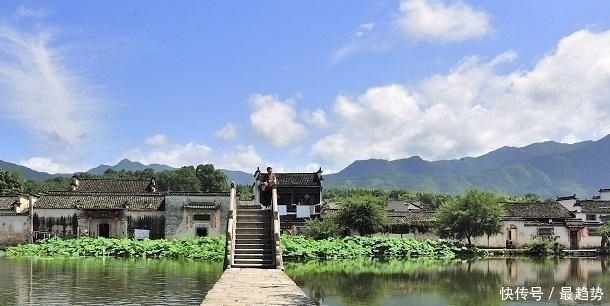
[387,200,423,213]
[258,173,322,187]
[0,196,18,210]
[71,178,155,193]
[388,211,435,224]
[35,193,164,211]
[578,200,610,214]
[503,202,573,219]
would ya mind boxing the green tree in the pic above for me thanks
[23,176,72,193]
[435,189,504,246]
[335,194,388,236]
[157,166,201,191]
[302,215,342,239]
[195,164,228,192]
[0,170,23,195]
[236,184,254,201]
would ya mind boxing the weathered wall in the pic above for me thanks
[126,211,165,239]
[165,194,229,238]
[472,221,574,248]
[0,215,30,244]
[33,209,79,238]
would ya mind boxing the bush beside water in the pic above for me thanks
[2,235,469,261]
[2,236,224,260]
[281,235,459,260]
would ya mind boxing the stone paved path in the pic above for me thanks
[201,268,317,306]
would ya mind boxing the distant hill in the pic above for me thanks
[323,134,610,198]
[0,160,61,181]
[87,159,175,175]
[3,134,610,197]
[1,158,254,186]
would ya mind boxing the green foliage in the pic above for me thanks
[196,164,229,192]
[157,166,201,191]
[335,194,388,235]
[281,235,457,261]
[435,189,504,246]
[3,236,224,260]
[524,238,564,257]
[323,188,453,210]
[0,169,23,195]
[236,184,254,201]
[301,216,342,239]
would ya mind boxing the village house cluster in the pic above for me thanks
[1,166,609,249]
[0,169,325,245]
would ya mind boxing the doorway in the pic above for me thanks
[569,230,579,249]
[196,227,208,237]
[99,223,110,238]
[506,225,517,248]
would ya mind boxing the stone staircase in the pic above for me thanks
[232,204,275,268]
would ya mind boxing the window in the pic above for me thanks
[537,227,554,237]
[196,227,208,237]
[586,214,596,221]
[193,214,211,221]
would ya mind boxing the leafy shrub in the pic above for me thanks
[282,235,457,261]
[524,238,563,257]
[3,236,224,260]
[301,216,343,239]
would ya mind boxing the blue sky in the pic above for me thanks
[1,1,610,174]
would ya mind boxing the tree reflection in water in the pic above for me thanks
[286,258,610,306]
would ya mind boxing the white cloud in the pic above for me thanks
[0,23,104,156]
[217,145,264,172]
[15,6,53,19]
[19,157,77,174]
[313,29,610,171]
[123,134,213,168]
[332,22,383,63]
[215,122,237,140]
[304,108,329,129]
[123,135,264,172]
[249,94,307,147]
[356,23,375,37]
[395,0,492,42]
[145,134,170,146]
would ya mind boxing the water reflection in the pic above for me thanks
[0,257,223,306]
[286,258,610,306]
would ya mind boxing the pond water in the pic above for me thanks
[0,257,223,306]
[286,258,610,306]
[1,257,609,306]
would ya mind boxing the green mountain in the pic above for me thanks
[87,159,175,175]
[3,134,610,197]
[0,160,61,181]
[324,135,610,198]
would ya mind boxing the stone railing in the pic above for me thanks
[271,187,284,270]
[224,182,237,269]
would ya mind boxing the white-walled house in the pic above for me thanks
[0,195,31,244]
[0,176,230,244]
[472,202,584,249]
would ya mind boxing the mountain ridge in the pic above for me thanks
[2,135,609,197]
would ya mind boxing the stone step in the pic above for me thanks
[233,258,275,267]
[235,239,272,245]
[235,244,273,254]
[237,215,271,222]
[236,228,269,235]
[235,233,272,240]
[234,243,272,249]
[236,221,271,228]
[233,250,273,260]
